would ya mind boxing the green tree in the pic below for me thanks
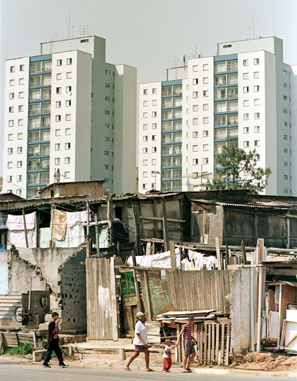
[206,145,271,193]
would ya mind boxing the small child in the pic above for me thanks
[163,339,176,373]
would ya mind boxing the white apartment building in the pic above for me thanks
[2,36,137,198]
[138,37,296,196]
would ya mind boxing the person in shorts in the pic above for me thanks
[125,312,154,372]
[176,316,196,373]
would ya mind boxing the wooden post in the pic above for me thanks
[132,203,142,261]
[161,199,169,251]
[22,209,29,248]
[133,269,142,312]
[256,238,264,265]
[86,201,90,236]
[169,241,176,269]
[241,240,247,264]
[225,244,229,266]
[215,237,222,270]
[143,270,152,321]
[95,213,99,255]
[28,277,32,311]
[107,196,113,245]
[50,205,54,247]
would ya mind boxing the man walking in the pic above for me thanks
[43,312,67,368]
[176,316,197,373]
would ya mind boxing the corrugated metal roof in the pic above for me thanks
[192,198,297,210]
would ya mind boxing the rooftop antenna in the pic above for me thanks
[72,26,74,38]
[50,33,58,42]
[171,56,179,67]
[252,12,255,38]
[77,25,91,37]
[68,14,71,39]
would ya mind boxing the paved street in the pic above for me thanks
[0,364,295,381]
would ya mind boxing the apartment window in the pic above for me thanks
[193,118,198,125]
[8,134,13,141]
[192,172,198,179]
[152,123,157,129]
[56,73,62,80]
[105,110,111,115]
[104,164,109,170]
[55,158,60,165]
[8,148,13,155]
[17,133,23,140]
[9,106,14,113]
[142,183,147,190]
[243,86,249,93]
[203,104,209,111]
[243,73,249,80]
[67,58,72,65]
[64,100,71,108]
[193,78,198,85]
[152,100,157,106]
[243,127,249,134]
[19,92,24,99]
[8,120,14,127]
[65,128,71,136]
[105,123,109,128]
[143,112,148,118]
[143,136,148,142]
[143,124,148,130]
[283,108,288,114]
[143,147,148,154]
[56,87,61,94]
[192,65,198,72]
[193,145,198,152]
[203,64,209,71]
[243,113,249,120]
[16,189,22,196]
[254,85,260,92]
[17,175,22,182]
[192,104,198,112]
[243,59,249,66]
[203,77,209,84]
[143,101,148,107]
[243,100,249,107]
[57,59,62,66]
[193,91,198,98]
[10,79,15,86]
[152,147,157,153]
[254,71,260,79]
[17,161,22,168]
[152,88,157,94]
[7,162,13,169]
[203,130,209,137]
[284,122,288,127]
[19,64,25,71]
[243,141,249,148]
[283,82,287,88]
[66,114,71,121]
[65,157,70,164]
[55,143,60,150]
[203,90,209,97]
[203,158,209,165]
[18,105,24,112]
[143,159,148,166]
[105,83,110,88]
[254,58,259,65]
[152,135,156,141]
[56,101,61,108]
[66,72,72,79]
[55,129,61,137]
[65,142,71,150]
[203,117,209,124]
[152,111,157,117]
[104,151,109,156]
[193,131,198,138]
[55,115,61,122]
[193,158,198,165]
[254,112,260,119]
[284,175,288,180]
[284,148,288,153]
[143,171,148,178]
[203,144,209,151]
[254,140,260,147]
[10,65,15,73]
[66,86,71,93]
[17,147,22,154]
[105,70,111,75]
[9,93,14,100]
[283,95,287,101]
[254,99,260,106]
[143,89,148,95]
[64,171,70,179]
[152,159,156,165]
[284,135,288,140]
[105,136,110,142]
[284,162,288,167]
[254,126,260,133]
[283,69,287,75]
[19,78,24,85]
[18,119,23,126]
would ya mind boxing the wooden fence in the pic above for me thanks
[166,270,231,312]
[86,257,118,340]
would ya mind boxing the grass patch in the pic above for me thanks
[3,342,34,355]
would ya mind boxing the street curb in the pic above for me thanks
[193,367,297,377]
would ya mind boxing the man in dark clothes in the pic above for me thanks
[43,312,67,368]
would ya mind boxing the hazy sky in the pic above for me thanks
[1,0,297,176]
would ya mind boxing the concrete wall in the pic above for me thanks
[231,267,251,354]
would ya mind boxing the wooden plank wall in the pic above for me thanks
[166,270,231,312]
[86,257,118,340]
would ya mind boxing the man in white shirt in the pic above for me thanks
[125,312,154,372]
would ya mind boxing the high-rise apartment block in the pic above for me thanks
[2,36,137,198]
[139,37,297,196]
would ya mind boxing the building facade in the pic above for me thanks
[138,37,295,196]
[2,36,137,198]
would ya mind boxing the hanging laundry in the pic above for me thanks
[52,209,67,241]
[6,212,37,249]
[65,211,88,247]
[6,211,36,230]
